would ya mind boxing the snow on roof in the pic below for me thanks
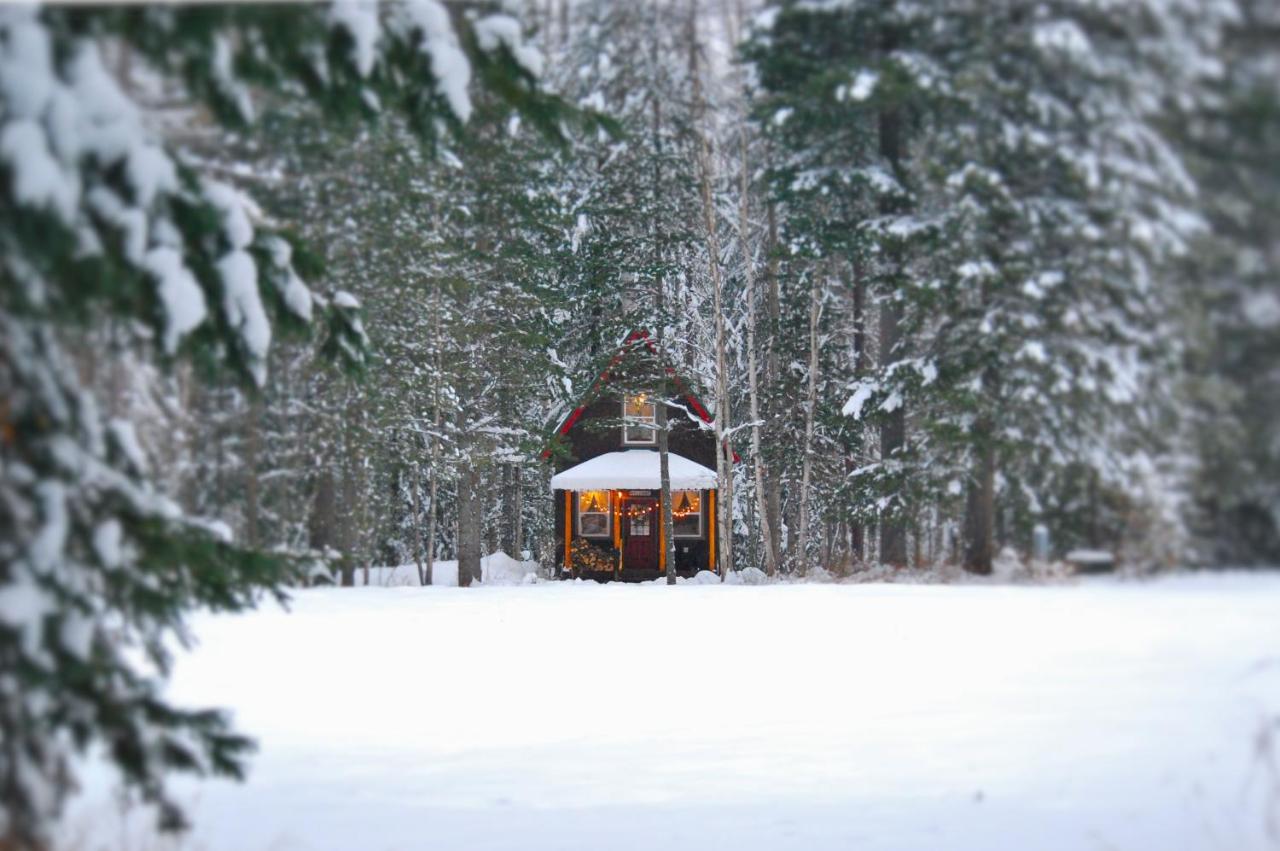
[550,450,718,492]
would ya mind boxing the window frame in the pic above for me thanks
[621,394,658,445]
[671,489,703,539]
[575,489,612,538]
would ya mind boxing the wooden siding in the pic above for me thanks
[555,391,717,470]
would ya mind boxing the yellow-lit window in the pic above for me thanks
[672,490,702,538]
[622,394,657,444]
[577,490,612,537]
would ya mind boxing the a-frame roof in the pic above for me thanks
[542,329,719,459]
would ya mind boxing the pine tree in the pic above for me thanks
[746,0,942,568]
[1179,0,1280,565]
[0,3,564,843]
[746,0,1230,570]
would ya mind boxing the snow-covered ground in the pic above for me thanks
[358,551,538,586]
[64,572,1280,850]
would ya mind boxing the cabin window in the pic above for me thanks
[622,394,657,444]
[630,512,651,537]
[576,490,611,537]
[672,490,702,538]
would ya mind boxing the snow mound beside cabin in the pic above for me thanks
[725,566,769,585]
[363,552,536,587]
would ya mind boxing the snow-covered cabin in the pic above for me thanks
[545,331,725,580]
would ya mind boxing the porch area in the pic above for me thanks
[551,450,718,581]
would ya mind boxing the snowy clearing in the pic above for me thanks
[65,572,1280,850]
[358,551,538,587]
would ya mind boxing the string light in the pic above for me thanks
[619,495,699,519]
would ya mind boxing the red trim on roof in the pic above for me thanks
[542,330,740,463]
[684,395,711,422]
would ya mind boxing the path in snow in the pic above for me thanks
[64,573,1280,850]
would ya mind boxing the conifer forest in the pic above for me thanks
[1,1,1278,849]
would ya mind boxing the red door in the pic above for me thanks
[622,498,658,570]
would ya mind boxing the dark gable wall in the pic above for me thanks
[558,391,717,470]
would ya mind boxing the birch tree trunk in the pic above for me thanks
[423,445,438,585]
[456,408,482,587]
[741,135,778,576]
[411,447,426,586]
[649,48,677,586]
[423,247,444,586]
[796,269,822,575]
[763,201,785,566]
[690,21,734,578]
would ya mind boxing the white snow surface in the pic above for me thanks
[364,550,537,586]
[550,449,719,491]
[63,571,1280,850]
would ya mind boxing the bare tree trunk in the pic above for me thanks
[340,391,363,581]
[877,73,908,568]
[912,516,923,569]
[824,517,839,571]
[411,450,426,586]
[311,467,347,584]
[485,478,499,556]
[877,298,908,567]
[499,463,515,555]
[849,260,867,564]
[1087,467,1100,549]
[796,269,822,575]
[424,459,439,586]
[512,464,523,559]
[763,201,785,567]
[424,470,440,583]
[456,409,482,587]
[352,400,371,586]
[741,135,778,576]
[423,280,444,586]
[690,15,733,578]
[963,416,996,574]
[650,51,678,586]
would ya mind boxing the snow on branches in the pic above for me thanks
[0,1,553,845]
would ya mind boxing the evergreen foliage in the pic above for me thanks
[0,2,564,844]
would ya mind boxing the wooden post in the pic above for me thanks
[708,489,717,573]
[564,490,573,572]
[658,500,667,573]
[613,491,623,574]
